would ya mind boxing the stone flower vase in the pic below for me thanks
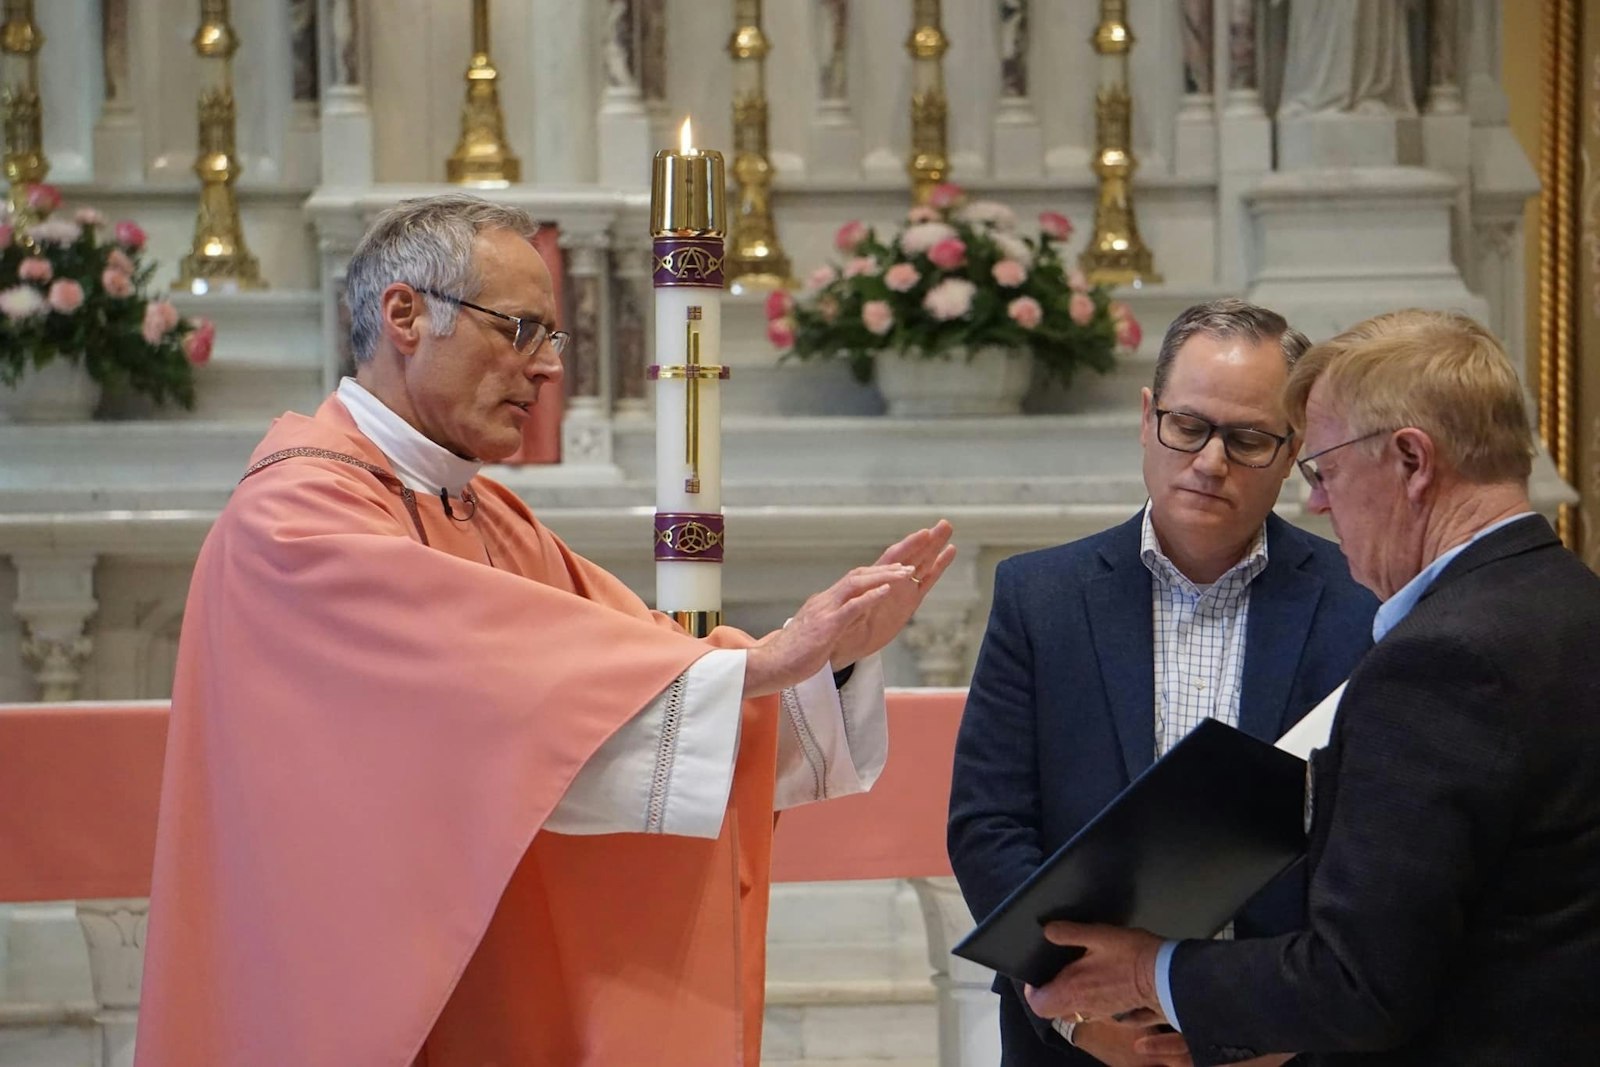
[0,356,102,423]
[872,345,1032,416]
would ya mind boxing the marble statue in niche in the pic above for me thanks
[102,0,131,103]
[818,0,849,103]
[1275,0,1420,117]
[291,0,319,101]
[998,0,1029,99]
[604,0,639,92]
[639,0,666,102]
[329,0,361,87]
[1182,0,1213,95]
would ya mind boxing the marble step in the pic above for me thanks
[764,979,938,1066]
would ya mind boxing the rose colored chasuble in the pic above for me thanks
[135,397,790,1066]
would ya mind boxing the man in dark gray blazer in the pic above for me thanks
[949,300,1377,1066]
[1025,309,1600,1066]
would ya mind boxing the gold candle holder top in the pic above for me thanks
[651,118,727,237]
[2,0,48,207]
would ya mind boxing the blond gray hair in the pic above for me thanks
[344,194,539,365]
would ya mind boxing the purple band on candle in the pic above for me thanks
[654,237,725,288]
[654,513,726,562]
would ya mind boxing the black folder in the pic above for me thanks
[952,718,1308,987]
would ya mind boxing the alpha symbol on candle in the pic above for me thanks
[685,305,703,494]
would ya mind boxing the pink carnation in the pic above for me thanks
[1068,268,1089,292]
[18,256,52,283]
[834,219,867,253]
[113,219,147,251]
[766,316,796,350]
[25,183,61,214]
[142,299,180,344]
[1008,295,1044,329]
[74,207,106,228]
[806,264,838,291]
[101,268,134,298]
[906,205,940,225]
[992,259,1028,288]
[1116,313,1143,351]
[843,255,880,279]
[765,289,794,320]
[1110,300,1133,322]
[923,277,976,321]
[928,237,967,270]
[1069,291,1095,326]
[185,318,217,365]
[106,248,135,275]
[884,262,920,292]
[927,182,965,210]
[862,299,894,336]
[1039,211,1073,241]
[46,278,85,314]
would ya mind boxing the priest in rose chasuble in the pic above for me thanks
[134,194,956,1067]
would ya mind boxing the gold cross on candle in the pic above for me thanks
[684,305,703,494]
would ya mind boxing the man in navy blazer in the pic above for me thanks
[949,300,1377,1067]
[1023,310,1600,1066]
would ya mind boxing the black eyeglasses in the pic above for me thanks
[1296,429,1394,490]
[416,288,570,357]
[1153,408,1293,468]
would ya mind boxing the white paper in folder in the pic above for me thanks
[1274,681,1347,759]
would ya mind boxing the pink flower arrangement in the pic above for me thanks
[2,183,205,408]
[769,181,1134,392]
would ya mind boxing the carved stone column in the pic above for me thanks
[317,0,371,185]
[559,229,620,472]
[900,556,978,687]
[12,553,98,702]
[910,877,1001,1067]
[991,0,1042,179]
[1421,0,1471,275]
[611,238,653,420]
[76,899,149,1067]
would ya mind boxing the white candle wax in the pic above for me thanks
[654,285,723,613]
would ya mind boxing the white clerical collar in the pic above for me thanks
[336,377,482,497]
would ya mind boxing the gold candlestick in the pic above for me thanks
[1079,0,1161,286]
[906,0,949,204]
[178,0,264,293]
[1,0,47,215]
[725,0,792,293]
[447,0,520,186]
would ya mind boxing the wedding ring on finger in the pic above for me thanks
[909,574,923,585]
[1072,1012,1088,1025]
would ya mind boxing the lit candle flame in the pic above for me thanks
[679,117,694,155]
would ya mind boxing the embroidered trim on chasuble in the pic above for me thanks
[645,675,689,833]
[781,686,829,801]
[242,446,433,545]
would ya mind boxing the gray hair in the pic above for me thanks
[344,194,540,365]
[1151,298,1311,399]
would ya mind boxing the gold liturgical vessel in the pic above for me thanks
[179,0,265,293]
[1,0,48,216]
[906,0,950,204]
[447,0,520,186]
[724,0,792,292]
[1080,0,1160,286]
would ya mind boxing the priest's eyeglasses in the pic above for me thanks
[417,288,571,357]
[1153,408,1293,468]
[1296,429,1394,490]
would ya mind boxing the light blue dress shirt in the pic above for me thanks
[1152,513,1538,1032]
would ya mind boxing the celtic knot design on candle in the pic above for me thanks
[654,514,727,562]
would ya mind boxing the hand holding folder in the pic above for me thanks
[952,718,1310,987]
